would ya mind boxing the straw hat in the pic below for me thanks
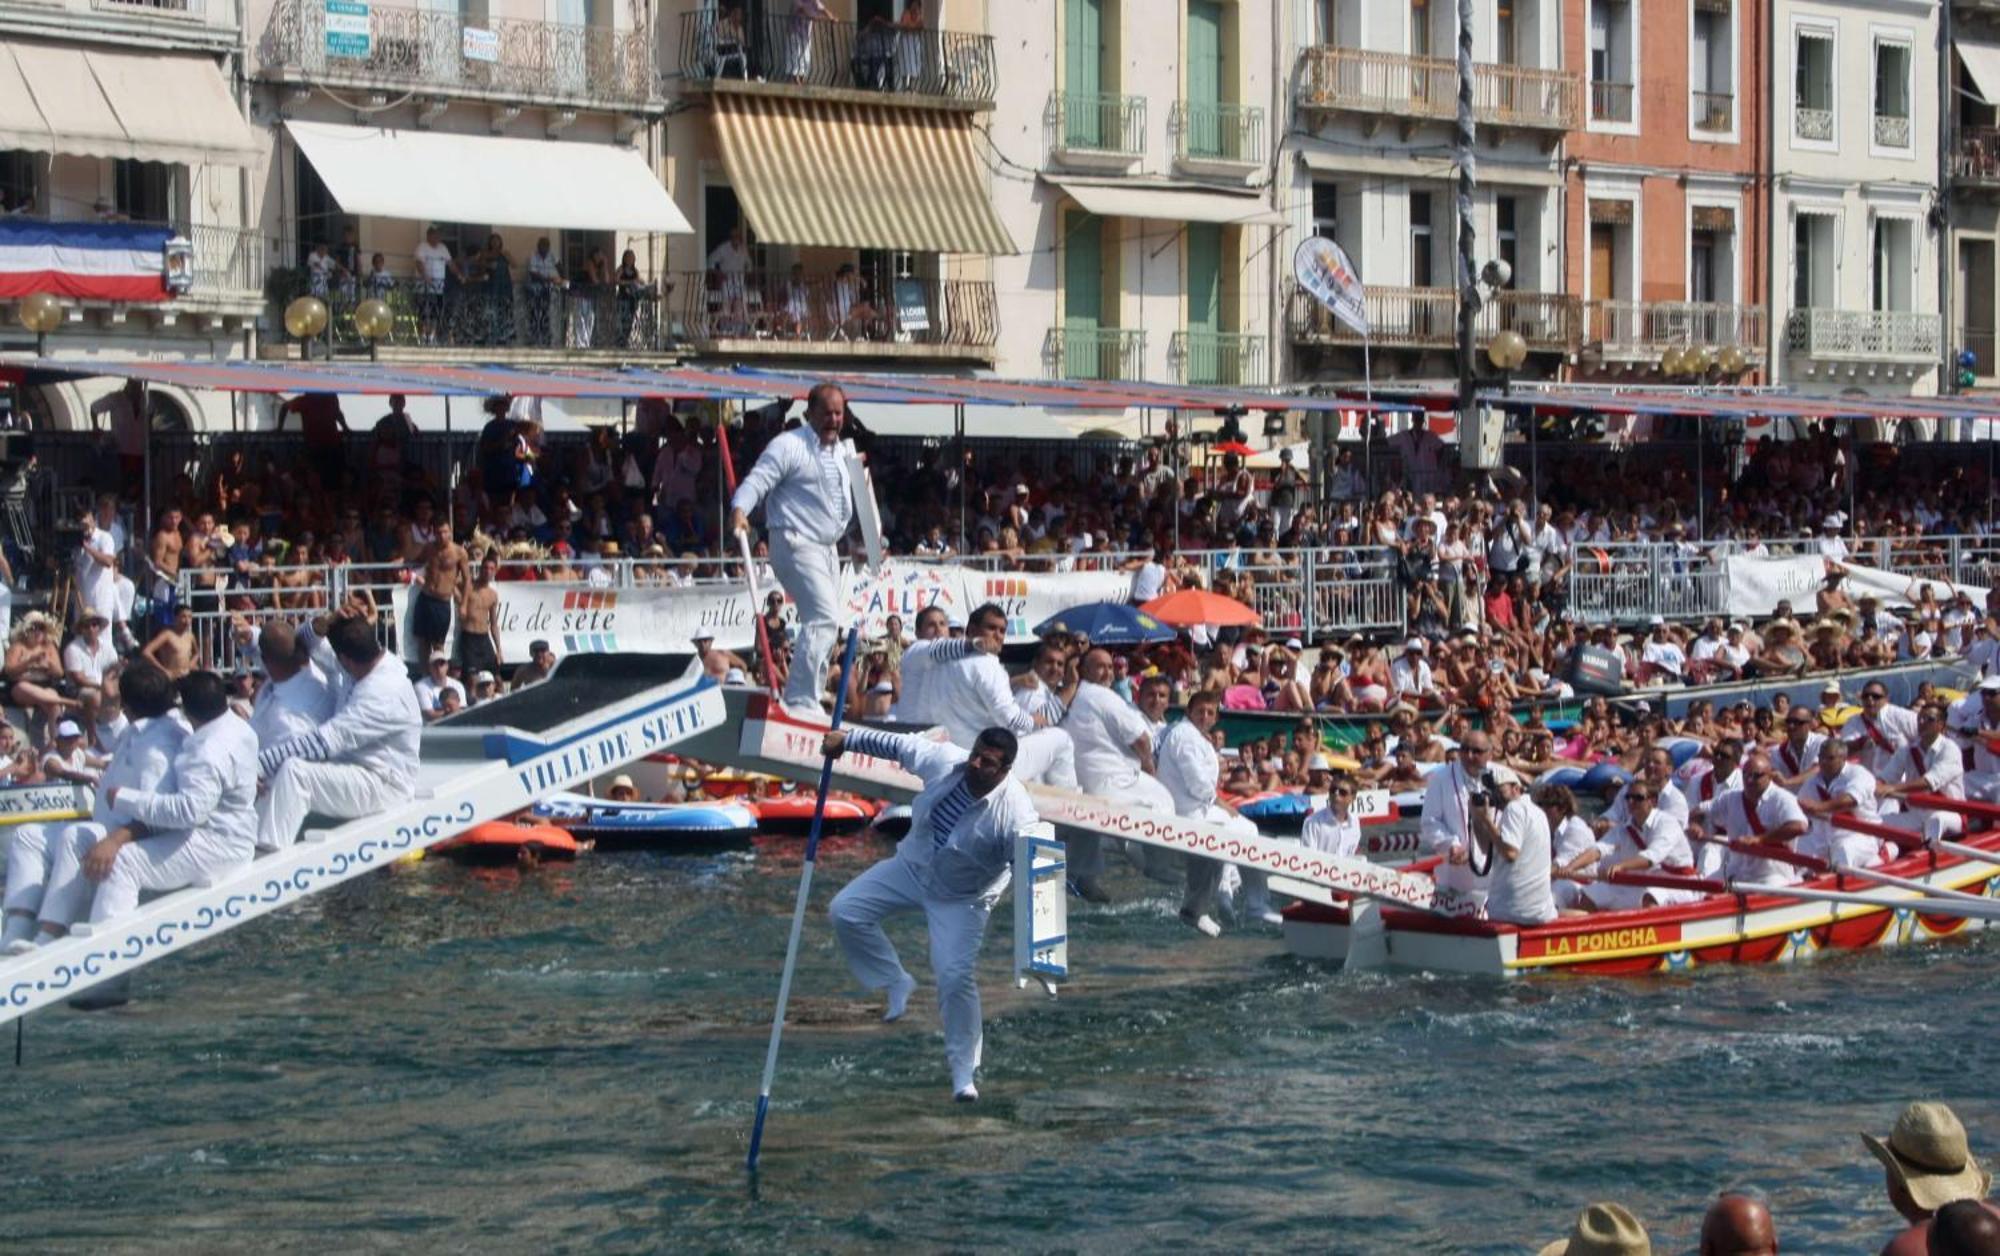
[1862,1101,1992,1213]
[1536,1202,1652,1256]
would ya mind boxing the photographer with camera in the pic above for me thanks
[1469,764,1556,926]
[1421,731,1494,907]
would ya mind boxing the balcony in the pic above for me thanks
[1955,126,2000,187]
[1786,309,1941,376]
[1294,48,1579,142]
[1044,326,1145,381]
[1590,80,1634,125]
[1170,331,1267,387]
[273,270,671,359]
[0,217,262,331]
[1795,104,1835,142]
[1045,92,1147,169]
[669,271,995,362]
[1585,300,1767,363]
[1692,90,1734,133]
[675,10,995,109]
[1169,101,1263,175]
[259,0,655,113]
[1875,112,1912,149]
[1286,283,1577,354]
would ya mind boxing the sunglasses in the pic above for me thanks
[1787,716,1812,727]
[1332,787,1354,797]
[1627,792,1655,803]
[1864,692,1888,702]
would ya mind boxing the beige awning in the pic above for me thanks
[0,43,256,167]
[1298,147,1562,189]
[711,93,1015,254]
[1961,38,2000,106]
[1051,178,1286,226]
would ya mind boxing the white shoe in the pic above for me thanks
[883,972,917,1022]
[953,1083,979,1103]
[4,937,39,956]
[1180,910,1222,938]
[1255,909,1284,926]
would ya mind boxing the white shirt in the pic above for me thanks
[1677,762,1743,816]
[890,636,953,725]
[1301,803,1361,858]
[62,635,118,687]
[1418,760,1475,856]
[1130,561,1166,603]
[76,524,118,607]
[923,643,1035,750]
[1484,797,1556,925]
[1063,680,1151,792]
[730,425,854,545]
[844,727,1037,900]
[1842,705,1920,777]
[251,667,335,750]
[1390,655,1433,698]
[260,651,423,796]
[1710,786,1809,886]
[1552,814,1597,865]
[1640,639,1687,679]
[91,713,188,829]
[1797,763,1882,868]
[1772,733,1827,780]
[1597,808,1695,873]
[1885,735,1965,800]
[1606,779,1690,828]
[414,240,453,291]
[1155,719,1222,816]
[120,711,260,859]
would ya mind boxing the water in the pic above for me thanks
[4,834,1995,1254]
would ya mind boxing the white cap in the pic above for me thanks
[472,670,495,684]
[429,648,449,663]
[54,719,81,738]
[1979,677,2000,693]
[1285,637,1303,650]
[1307,753,1332,773]
[724,666,748,685]
[610,773,636,791]
[1403,637,1425,653]
[1647,615,1665,627]
[1822,680,1843,696]
[1486,764,1522,788]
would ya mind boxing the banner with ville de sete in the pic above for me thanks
[393,562,1134,665]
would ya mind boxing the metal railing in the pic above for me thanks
[1170,331,1267,387]
[1590,79,1634,124]
[1692,90,1733,132]
[279,273,664,353]
[1046,91,1147,156]
[1785,308,1941,362]
[671,271,996,350]
[1875,112,1912,149]
[675,9,995,104]
[1483,291,1579,354]
[260,0,654,110]
[1587,300,1766,358]
[94,0,204,14]
[1169,100,1263,164]
[1795,104,1835,142]
[1286,283,1578,354]
[1044,326,1146,381]
[1295,47,1579,130]
[1955,126,2000,182]
[188,223,264,302]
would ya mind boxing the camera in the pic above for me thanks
[1472,770,1503,809]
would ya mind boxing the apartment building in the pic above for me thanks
[1949,0,2000,385]
[249,0,687,364]
[0,0,263,429]
[1771,0,1941,396]
[981,0,1281,392]
[1282,0,1579,387]
[1565,0,1770,382]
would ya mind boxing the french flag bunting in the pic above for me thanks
[0,220,169,302]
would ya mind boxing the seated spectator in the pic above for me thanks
[1865,1101,1992,1256]
[6,612,79,731]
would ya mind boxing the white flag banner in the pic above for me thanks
[1292,236,1369,336]
[1724,554,1990,618]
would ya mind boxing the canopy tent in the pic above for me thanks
[1477,388,2000,422]
[0,43,258,168]
[838,402,1078,441]
[285,121,693,235]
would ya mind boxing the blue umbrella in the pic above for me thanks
[1033,602,1178,646]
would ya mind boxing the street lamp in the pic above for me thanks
[1717,345,1749,377]
[1660,346,1689,378]
[353,297,393,360]
[284,295,329,359]
[1487,328,1528,373]
[16,291,63,354]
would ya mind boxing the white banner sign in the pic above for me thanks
[1724,554,1990,618]
[1292,236,1369,336]
[395,561,1134,664]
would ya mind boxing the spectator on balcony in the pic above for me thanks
[830,263,881,339]
[335,225,361,301]
[525,237,564,347]
[413,227,463,344]
[712,1,748,79]
[364,252,395,298]
[615,249,644,348]
[707,227,752,335]
[470,233,515,346]
[785,0,831,82]
[894,0,927,91]
[571,246,611,348]
[776,263,813,338]
[305,242,337,301]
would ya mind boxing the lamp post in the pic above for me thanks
[353,297,393,361]
[16,292,63,354]
[284,295,329,360]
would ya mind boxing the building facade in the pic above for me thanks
[1949,0,2000,386]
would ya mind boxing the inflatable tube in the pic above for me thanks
[1658,737,1705,769]
[1536,766,1589,789]
[1581,761,1630,792]
[752,791,881,834]
[529,792,760,848]
[431,820,581,865]
[1234,791,1313,835]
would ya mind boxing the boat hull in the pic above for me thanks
[528,793,760,849]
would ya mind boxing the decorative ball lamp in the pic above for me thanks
[1717,345,1749,377]
[16,291,63,353]
[1486,328,1528,372]
[284,295,329,359]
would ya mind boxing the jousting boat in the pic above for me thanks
[529,791,759,848]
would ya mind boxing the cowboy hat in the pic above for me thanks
[1862,1102,1992,1213]
[1536,1202,1651,1256]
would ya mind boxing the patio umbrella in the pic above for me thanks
[1141,589,1260,628]
[1211,440,1255,457]
[1032,602,1179,646]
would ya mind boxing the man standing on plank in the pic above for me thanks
[730,384,856,717]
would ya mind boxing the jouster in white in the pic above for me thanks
[1841,692,1918,779]
[1549,812,1598,911]
[1061,654,1173,897]
[887,607,952,724]
[1948,679,2000,803]
[826,725,1038,1101]
[1772,722,1828,784]
[1880,706,1966,843]
[244,623,336,750]
[1795,741,1882,869]
[1154,691,1261,935]
[1583,804,1698,912]
[730,386,857,714]
[1704,755,1809,886]
[255,616,423,854]
[1300,791,1362,859]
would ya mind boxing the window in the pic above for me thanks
[1589,0,1635,124]
[1794,29,1835,142]
[1873,218,1914,313]
[1495,1,1516,66]
[114,160,178,225]
[1874,39,1912,150]
[1496,196,1518,277]
[1312,182,1340,241]
[1794,211,1837,309]
[1691,231,1718,303]
[0,151,36,216]
[1410,0,1429,59]
[1410,191,1434,287]
[1691,3,1733,133]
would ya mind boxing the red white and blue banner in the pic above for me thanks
[0,220,170,302]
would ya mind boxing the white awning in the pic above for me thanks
[0,43,256,167]
[285,121,692,235]
[846,402,1076,441]
[1051,179,1287,226]
[1298,147,1562,188]
[1961,38,2000,106]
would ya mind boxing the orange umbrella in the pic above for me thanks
[1141,589,1261,628]
[1211,440,1255,457]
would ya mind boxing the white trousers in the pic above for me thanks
[42,821,249,925]
[1074,767,1176,882]
[2,822,57,938]
[257,758,410,852]
[1966,770,2000,804]
[1014,728,1077,789]
[31,821,103,927]
[770,529,841,709]
[828,856,1005,1092]
[1182,806,1259,918]
[1884,807,1965,843]
[85,574,135,628]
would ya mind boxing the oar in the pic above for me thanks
[747,630,861,1174]
[1727,879,2000,923]
[1841,864,1997,905]
[1907,792,2000,823]
[1934,838,2000,869]
[1598,869,1727,895]
[1829,812,1929,855]
[1690,833,1830,875]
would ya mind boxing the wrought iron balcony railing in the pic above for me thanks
[1795,105,1835,142]
[676,10,995,105]
[1169,100,1263,164]
[1170,331,1267,387]
[1586,300,1766,358]
[1785,308,1940,362]
[671,270,995,352]
[1046,91,1147,156]
[1044,326,1146,381]
[1295,47,1579,131]
[1692,90,1733,133]
[260,0,654,110]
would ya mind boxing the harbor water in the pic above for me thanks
[4,832,1995,1253]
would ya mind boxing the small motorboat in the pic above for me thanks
[752,790,881,835]
[529,792,760,849]
[430,820,582,866]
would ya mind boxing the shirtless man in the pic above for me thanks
[412,520,469,660]
[140,604,199,679]
[692,632,749,683]
[148,509,184,608]
[398,498,442,568]
[457,552,503,680]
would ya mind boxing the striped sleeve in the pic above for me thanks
[842,727,907,765]
[259,728,332,779]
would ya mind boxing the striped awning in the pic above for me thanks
[711,93,1015,255]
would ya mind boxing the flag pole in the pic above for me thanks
[746,629,862,1173]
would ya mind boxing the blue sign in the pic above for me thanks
[325,0,371,59]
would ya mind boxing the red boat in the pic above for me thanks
[751,790,882,835]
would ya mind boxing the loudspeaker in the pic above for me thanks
[1459,405,1505,470]
[1565,644,1627,696]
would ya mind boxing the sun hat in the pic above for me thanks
[55,719,81,738]
[1537,1203,1651,1256]
[1486,764,1523,788]
[1306,753,1332,773]
[609,773,636,791]
[1862,1102,1992,1213]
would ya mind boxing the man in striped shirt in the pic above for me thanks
[824,722,1038,1102]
